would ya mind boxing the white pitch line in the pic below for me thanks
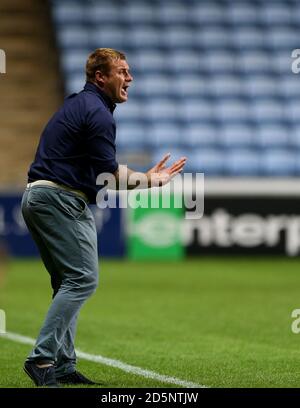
[1,331,207,388]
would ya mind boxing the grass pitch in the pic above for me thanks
[1,257,300,388]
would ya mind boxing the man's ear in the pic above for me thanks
[95,70,106,88]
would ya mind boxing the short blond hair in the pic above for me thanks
[86,48,126,82]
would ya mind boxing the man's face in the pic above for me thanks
[97,59,133,104]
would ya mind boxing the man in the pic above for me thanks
[21,48,186,387]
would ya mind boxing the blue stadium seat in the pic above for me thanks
[190,3,225,25]
[256,124,290,148]
[114,100,142,123]
[60,50,89,74]
[268,28,299,50]
[185,148,225,175]
[86,3,121,24]
[227,3,258,25]
[91,27,125,50]
[51,2,86,25]
[286,99,300,124]
[56,26,90,49]
[215,99,250,123]
[146,123,181,148]
[251,99,284,123]
[179,99,213,123]
[209,76,243,97]
[124,2,155,24]
[143,99,178,122]
[117,123,145,149]
[239,52,272,75]
[219,124,255,148]
[155,2,189,24]
[244,76,279,98]
[51,0,300,176]
[204,51,237,74]
[225,149,261,176]
[65,74,85,94]
[131,51,168,74]
[184,123,217,147]
[260,4,292,25]
[137,74,172,98]
[168,51,201,74]
[261,149,296,175]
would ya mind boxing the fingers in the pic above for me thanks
[156,152,171,170]
[168,157,187,174]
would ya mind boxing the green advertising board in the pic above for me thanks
[127,190,184,260]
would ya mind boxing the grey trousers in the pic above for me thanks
[21,185,99,377]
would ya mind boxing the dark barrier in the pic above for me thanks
[185,197,300,256]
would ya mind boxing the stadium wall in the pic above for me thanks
[1,178,300,258]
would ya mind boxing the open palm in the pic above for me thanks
[146,153,187,187]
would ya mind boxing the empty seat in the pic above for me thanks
[132,51,167,73]
[51,3,86,25]
[285,99,300,123]
[124,2,155,24]
[117,123,145,148]
[128,26,162,48]
[169,51,201,73]
[143,99,178,122]
[204,51,237,74]
[225,149,261,176]
[209,76,243,97]
[232,28,266,49]
[184,123,217,147]
[251,99,284,123]
[219,124,254,148]
[156,2,189,24]
[260,5,292,25]
[56,26,90,48]
[190,3,225,24]
[60,50,89,74]
[291,126,300,147]
[196,27,231,49]
[261,149,296,175]
[239,52,272,74]
[281,77,300,98]
[227,4,258,25]
[256,124,290,148]
[146,123,181,148]
[138,74,172,97]
[185,148,225,174]
[114,100,142,122]
[215,99,250,122]
[244,76,279,98]
[179,99,214,122]
[162,26,195,48]
[273,50,295,75]
[92,27,125,49]
[87,3,121,24]
[65,74,85,94]
[267,28,299,49]
[176,76,208,98]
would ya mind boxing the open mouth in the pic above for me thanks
[121,85,129,96]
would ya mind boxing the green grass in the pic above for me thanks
[1,257,300,388]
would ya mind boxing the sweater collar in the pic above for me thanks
[84,82,116,113]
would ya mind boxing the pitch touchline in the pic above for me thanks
[2,332,207,388]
